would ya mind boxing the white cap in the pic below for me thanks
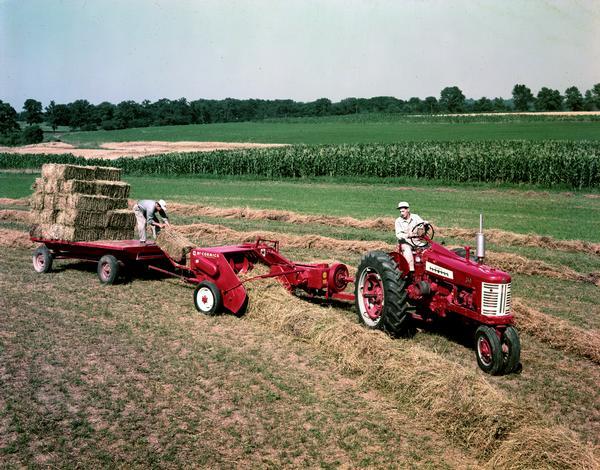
[158,199,167,211]
[397,201,410,209]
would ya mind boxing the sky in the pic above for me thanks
[1,0,599,109]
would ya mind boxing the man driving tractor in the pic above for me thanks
[395,201,429,273]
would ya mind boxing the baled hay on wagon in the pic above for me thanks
[55,194,128,212]
[41,163,121,182]
[32,210,57,224]
[29,193,45,210]
[55,209,108,228]
[107,209,135,229]
[30,223,105,241]
[156,227,195,262]
[104,228,135,240]
[62,180,130,199]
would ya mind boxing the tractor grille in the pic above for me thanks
[481,282,511,316]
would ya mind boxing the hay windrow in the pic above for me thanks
[487,425,599,469]
[169,203,600,256]
[0,228,34,248]
[243,279,596,465]
[0,209,31,223]
[0,197,30,206]
[513,299,600,364]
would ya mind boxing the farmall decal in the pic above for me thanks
[425,261,454,280]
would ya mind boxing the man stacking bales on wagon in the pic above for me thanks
[133,199,170,243]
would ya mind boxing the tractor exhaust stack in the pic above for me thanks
[476,213,485,263]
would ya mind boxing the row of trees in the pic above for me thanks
[2,84,600,139]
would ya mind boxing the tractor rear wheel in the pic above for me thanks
[354,251,412,337]
[474,326,503,375]
[194,281,222,316]
[500,326,521,374]
[33,245,53,273]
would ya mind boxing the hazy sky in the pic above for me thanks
[1,0,599,108]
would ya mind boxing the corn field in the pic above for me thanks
[1,141,599,188]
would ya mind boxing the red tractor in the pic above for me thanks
[353,217,521,375]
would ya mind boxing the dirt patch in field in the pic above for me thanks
[0,141,288,160]
[0,209,31,223]
[170,203,600,257]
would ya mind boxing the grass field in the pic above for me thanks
[1,168,599,467]
[59,118,600,146]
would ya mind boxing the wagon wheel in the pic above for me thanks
[354,251,413,337]
[97,255,120,285]
[33,245,53,273]
[193,281,222,316]
[500,326,521,374]
[474,326,503,375]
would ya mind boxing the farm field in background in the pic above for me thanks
[59,115,600,146]
[2,173,599,241]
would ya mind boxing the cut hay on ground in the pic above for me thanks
[244,279,597,467]
[0,228,35,248]
[0,209,31,223]
[169,203,600,257]
[513,299,600,364]
[156,227,195,262]
[0,197,30,206]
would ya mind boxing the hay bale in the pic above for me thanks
[62,180,130,199]
[107,209,135,228]
[29,193,45,210]
[55,209,108,228]
[104,228,135,240]
[41,163,122,182]
[156,227,195,262]
[29,223,104,241]
[41,164,97,181]
[56,194,128,211]
[33,210,57,224]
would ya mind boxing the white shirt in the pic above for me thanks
[395,213,424,242]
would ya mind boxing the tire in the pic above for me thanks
[475,326,503,375]
[354,251,411,337]
[32,245,53,273]
[500,326,521,374]
[97,255,120,285]
[193,281,222,316]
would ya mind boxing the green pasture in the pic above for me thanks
[60,119,600,146]
[4,172,599,242]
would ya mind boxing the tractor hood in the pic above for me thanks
[423,242,511,286]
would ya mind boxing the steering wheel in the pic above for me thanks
[407,222,435,247]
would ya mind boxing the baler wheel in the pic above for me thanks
[193,281,222,316]
[500,326,521,374]
[33,245,53,273]
[354,251,412,337]
[97,255,120,285]
[475,326,503,375]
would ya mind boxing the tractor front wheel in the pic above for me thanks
[354,251,412,337]
[33,245,53,273]
[193,281,222,316]
[500,326,521,374]
[474,326,503,375]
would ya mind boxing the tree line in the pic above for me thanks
[1,83,599,145]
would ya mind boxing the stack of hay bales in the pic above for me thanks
[30,163,135,241]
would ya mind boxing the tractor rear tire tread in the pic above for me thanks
[355,251,412,338]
